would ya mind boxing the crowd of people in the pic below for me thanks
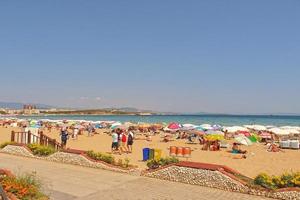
[111,128,134,155]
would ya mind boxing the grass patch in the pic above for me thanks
[0,141,17,149]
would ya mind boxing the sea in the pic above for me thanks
[14,115,300,127]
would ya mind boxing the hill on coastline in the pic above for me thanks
[0,102,53,109]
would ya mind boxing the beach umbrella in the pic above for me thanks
[235,135,253,146]
[183,124,197,128]
[200,124,213,131]
[111,122,122,129]
[205,130,224,135]
[237,131,251,137]
[268,128,290,136]
[168,122,181,130]
[113,125,127,130]
[245,125,267,131]
[188,130,205,136]
[204,134,224,141]
[195,126,205,131]
[224,126,248,133]
[212,124,222,131]
[259,132,272,139]
[280,126,300,134]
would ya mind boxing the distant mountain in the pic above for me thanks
[0,102,54,109]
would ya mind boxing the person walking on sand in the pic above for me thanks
[111,130,120,154]
[60,128,69,148]
[73,127,79,140]
[127,128,134,153]
[87,124,94,137]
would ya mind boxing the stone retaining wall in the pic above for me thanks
[144,165,248,193]
[143,164,300,200]
[0,145,140,176]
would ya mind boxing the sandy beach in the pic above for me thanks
[1,126,299,178]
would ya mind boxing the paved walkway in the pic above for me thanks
[0,153,270,200]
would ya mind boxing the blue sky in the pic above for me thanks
[0,1,299,114]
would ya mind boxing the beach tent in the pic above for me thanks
[235,135,253,146]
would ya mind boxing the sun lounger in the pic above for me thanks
[279,140,290,149]
[290,140,300,149]
[220,140,229,148]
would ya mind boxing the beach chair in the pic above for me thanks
[220,140,230,148]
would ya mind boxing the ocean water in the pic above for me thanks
[15,115,300,127]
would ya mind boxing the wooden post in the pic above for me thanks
[27,131,32,144]
[53,139,57,149]
[11,131,15,142]
[39,132,44,145]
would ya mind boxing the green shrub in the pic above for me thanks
[27,143,56,156]
[0,141,16,149]
[86,151,133,169]
[147,157,179,170]
[86,150,115,165]
[254,172,300,189]
[254,173,275,190]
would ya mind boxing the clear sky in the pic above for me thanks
[0,1,299,114]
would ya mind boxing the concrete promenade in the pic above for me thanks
[0,153,270,200]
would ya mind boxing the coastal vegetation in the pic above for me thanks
[0,141,16,149]
[254,172,300,190]
[86,150,133,169]
[0,170,48,200]
[27,143,57,156]
[147,157,179,170]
